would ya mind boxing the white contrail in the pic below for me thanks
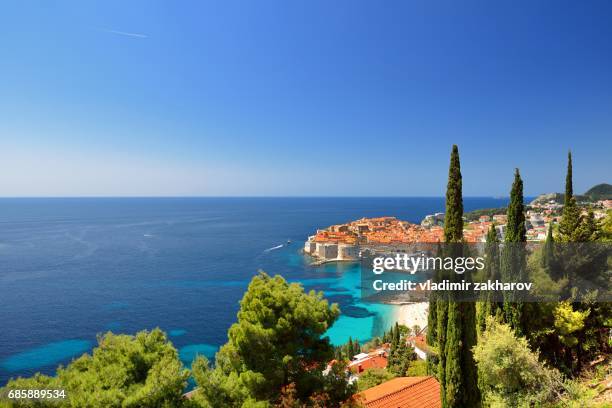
[102,29,148,39]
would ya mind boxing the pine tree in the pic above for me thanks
[390,341,417,376]
[437,145,480,407]
[574,210,600,242]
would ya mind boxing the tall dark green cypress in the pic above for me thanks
[505,169,526,243]
[502,169,527,335]
[542,223,554,264]
[438,145,480,407]
[426,292,438,373]
[444,145,463,243]
[427,241,443,375]
[347,336,354,359]
[389,322,401,367]
[559,151,581,242]
[476,225,500,333]
[436,146,462,404]
[542,223,560,279]
[565,150,573,204]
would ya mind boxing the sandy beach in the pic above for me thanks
[396,302,429,332]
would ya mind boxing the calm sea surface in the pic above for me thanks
[0,197,510,385]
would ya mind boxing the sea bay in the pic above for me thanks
[0,197,510,385]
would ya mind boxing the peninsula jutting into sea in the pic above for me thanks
[303,192,612,264]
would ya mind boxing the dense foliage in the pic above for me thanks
[354,369,394,393]
[463,208,506,222]
[385,324,416,377]
[473,318,562,407]
[2,329,189,407]
[190,272,354,407]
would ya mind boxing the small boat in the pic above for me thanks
[286,239,292,244]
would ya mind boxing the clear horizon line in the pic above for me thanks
[0,195,521,199]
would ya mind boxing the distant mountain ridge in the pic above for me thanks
[529,183,612,205]
[585,183,612,200]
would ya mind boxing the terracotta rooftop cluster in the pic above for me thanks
[314,217,445,244]
[463,220,493,242]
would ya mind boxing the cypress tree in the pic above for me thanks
[444,145,463,243]
[505,169,526,243]
[436,296,449,404]
[542,222,560,279]
[565,150,573,204]
[347,336,354,360]
[559,151,581,241]
[542,223,554,264]
[427,295,438,347]
[427,242,441,375]
[476,225,500,333]
[382,329,390,344]
[502,169,527,336]
[393,323,400,349]
[438,145,480,407]
[389,323,401,367]
[484,224,500,281]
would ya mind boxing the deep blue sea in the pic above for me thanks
[0,197,510,385]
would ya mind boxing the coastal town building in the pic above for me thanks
[315,242,338,259]
[338,243,359,260]
[305,203,574,262]
[348,352,388,374]
[421,213,444,227]
[492,214,508,224]
[304,217,445,261]
[357,376,441,408]
[406,334,429,361]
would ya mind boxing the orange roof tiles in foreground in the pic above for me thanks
[357,376,441,408]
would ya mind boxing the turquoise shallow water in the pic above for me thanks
[0,340,92,372]
[0,197,510,384]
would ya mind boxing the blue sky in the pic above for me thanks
[0,0,610,196]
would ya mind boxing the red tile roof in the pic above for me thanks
[357,376,441,408]
[348,355,388,373]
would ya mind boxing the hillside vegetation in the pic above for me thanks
[530,183,611,205]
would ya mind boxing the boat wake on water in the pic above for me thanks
[264,244,284,252]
